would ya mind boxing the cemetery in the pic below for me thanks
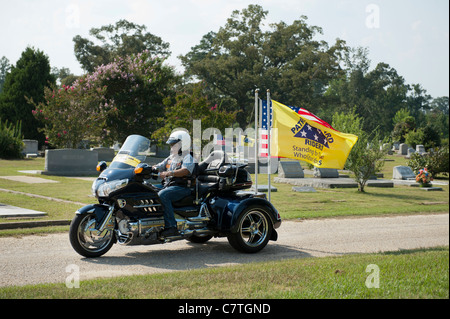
[0,3,448,299]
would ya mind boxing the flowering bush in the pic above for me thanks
[30,81,111,148]
[415,167,433,187]
[29,50,176,148]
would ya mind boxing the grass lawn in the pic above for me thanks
[0,247,447,299]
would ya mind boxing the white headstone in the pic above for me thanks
[416,145,425,154]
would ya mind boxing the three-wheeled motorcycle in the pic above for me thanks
[69,134,281,257]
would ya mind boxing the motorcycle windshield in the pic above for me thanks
[109,135,151,169]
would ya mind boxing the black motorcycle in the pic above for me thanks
[69,135,281,258]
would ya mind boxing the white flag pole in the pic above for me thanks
[254,89,259,195]
[267,89,271,202]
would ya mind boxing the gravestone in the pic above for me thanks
[247,160,279,174]
[406,148,415,158]
[43,149,98,176]
[278,161,304,178]
[92,147,115,162]
[22,139,38,157]
[392,165,416,180]
[392,142,400,151]
[381,143,393,155]
[416,145,425,154]
[313,167,339,178]
[292,186,316,192]
[398,143,408,155]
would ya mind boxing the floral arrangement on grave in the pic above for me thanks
[415,167,432,187]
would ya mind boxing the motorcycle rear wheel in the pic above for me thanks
[227,206,272,253]
[69,213,115,258]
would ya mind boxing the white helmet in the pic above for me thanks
[166,129,191,153]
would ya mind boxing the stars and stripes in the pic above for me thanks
[259,100,272,157]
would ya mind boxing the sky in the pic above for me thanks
[1,0,448,98]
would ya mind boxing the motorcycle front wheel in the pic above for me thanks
[227,206,272,253]
[69,213,115,258]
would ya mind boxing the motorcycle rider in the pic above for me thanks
[153,130,196,237]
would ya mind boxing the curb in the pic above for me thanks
[0,220,71,230]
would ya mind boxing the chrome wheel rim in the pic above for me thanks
[239,210,269,247]
[77,214,113,253]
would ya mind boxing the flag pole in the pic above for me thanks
[254,89,259,195]
[267,89,271,202]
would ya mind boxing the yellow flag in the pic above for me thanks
[270,100,358,169]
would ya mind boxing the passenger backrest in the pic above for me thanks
[197,151,229,175]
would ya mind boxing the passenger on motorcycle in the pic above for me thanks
[153,130,196,237]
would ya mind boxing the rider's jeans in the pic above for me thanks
[158,186,191,228]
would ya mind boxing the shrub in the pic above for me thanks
[0,119,24,159]
[405,125,441,150]
[407,145,449,178]
[332,109,388,192]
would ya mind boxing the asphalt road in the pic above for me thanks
[0,213,448,287]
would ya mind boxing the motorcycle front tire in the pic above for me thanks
[227,205,273,253]
[69,213,115,258]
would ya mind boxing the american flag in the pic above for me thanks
[259,100,271,157]
[259,100,335,156]
[214,133,225,146]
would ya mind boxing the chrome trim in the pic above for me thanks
[97,205,115,232]
[133,204,162,208]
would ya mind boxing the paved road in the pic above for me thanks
[0,213,448,287]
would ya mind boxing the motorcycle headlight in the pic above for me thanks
[96,179,128,197]
[92,178,105,197]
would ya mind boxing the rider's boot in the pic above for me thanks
[161,227,179,237]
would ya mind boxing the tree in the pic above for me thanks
[405,83,432,120]
[0,56,11,93]
[405,125,441,150]
[30,50,177,148]
[180,4,347,127]
[391,108,416,143]
[332,109,387,192]
[430,96,449,115]
[427,96,449,141]
[152,81,236,146]
[325,53,410,136]
[51,66,79,87]
[73,19,171,72]
[0,47,55,144]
